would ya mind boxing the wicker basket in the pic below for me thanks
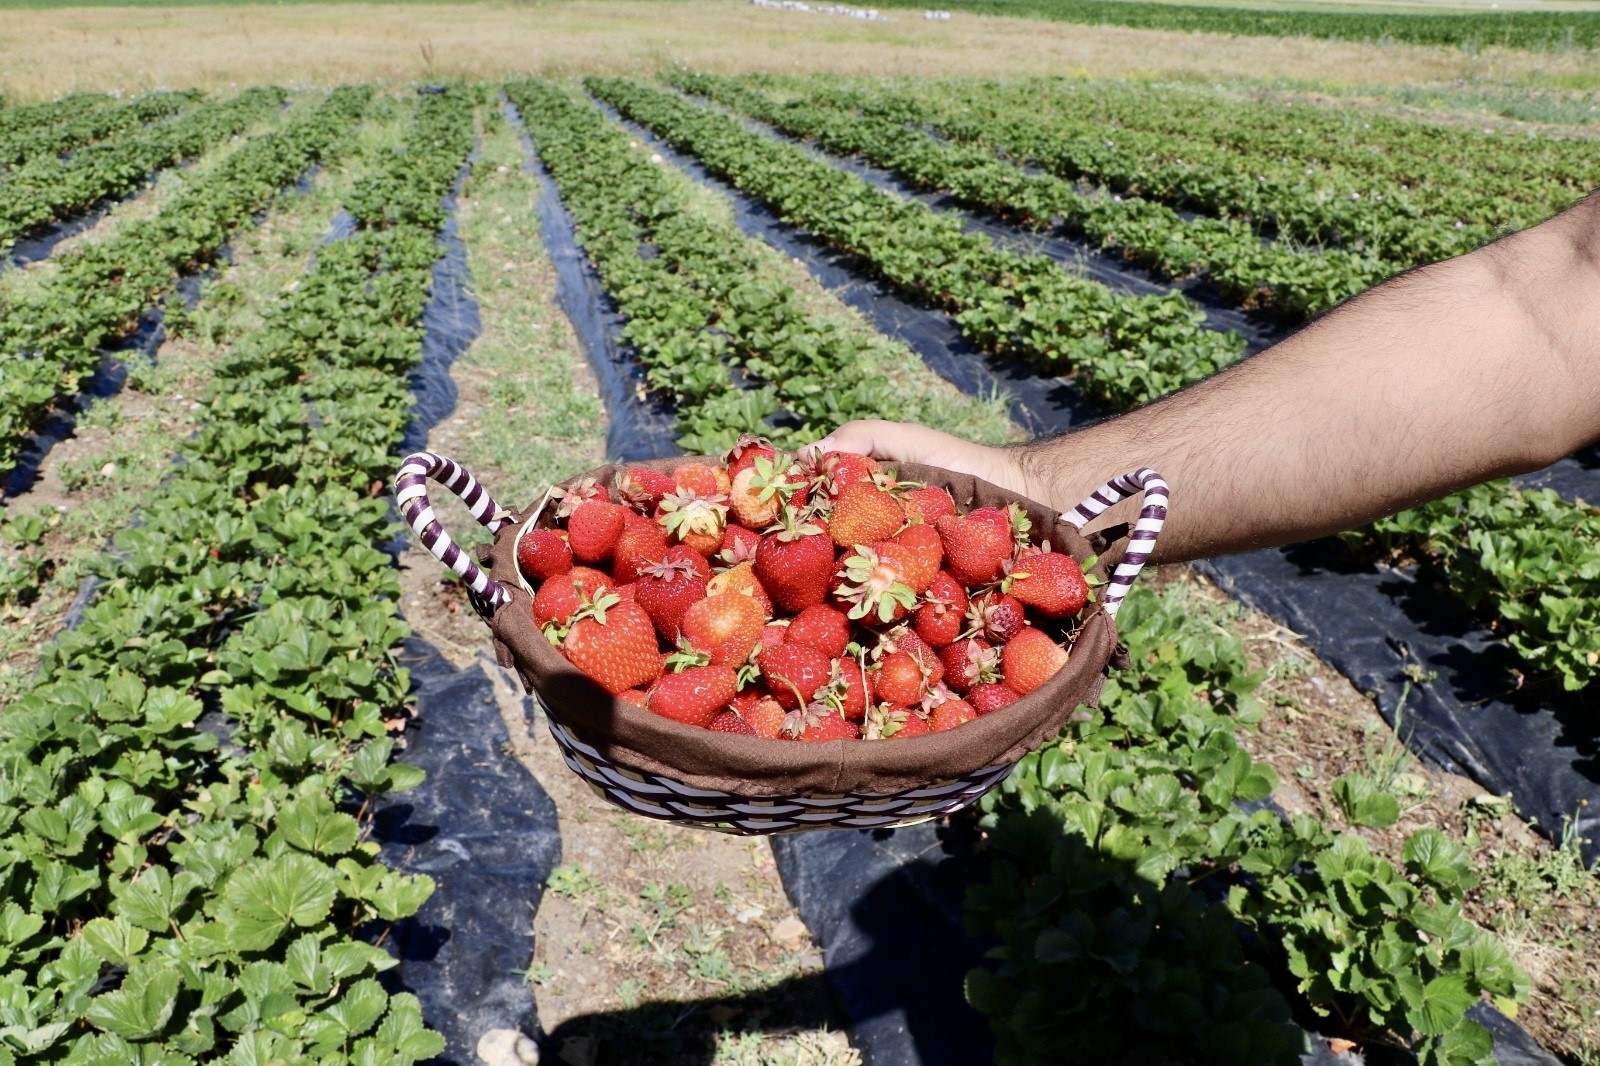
[396,452,1167,835]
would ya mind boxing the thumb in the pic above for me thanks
[801,420,945,466]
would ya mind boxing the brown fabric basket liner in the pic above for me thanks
[482,458,1124,797]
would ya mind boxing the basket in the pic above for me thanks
[395,452,1167,835]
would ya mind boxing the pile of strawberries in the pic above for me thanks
[517,437,1099,742]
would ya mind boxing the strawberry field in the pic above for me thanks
[0,74,1598,1066]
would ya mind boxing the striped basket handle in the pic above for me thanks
[1058,468,1168,619]
[395,452,517,619]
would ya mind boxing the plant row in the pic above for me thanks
[0,87,283,251]
[0,90,199,170]
[967,580,1528,1066]
[793,76,1595,270]
[671,72,1384,321]
[506,80,924,453]
[586,77,1245,412]
[0,85,476,1063]
[0,94,109,142]
[0,87,370,479]
[871,0,1600,53]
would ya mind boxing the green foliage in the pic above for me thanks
[0,89,197,170]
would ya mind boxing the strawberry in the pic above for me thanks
[567,499,629,564]
[680,592,765,666]
[904,486,956,525]
[717,523,761,567]
[647,664,738,728]
[940,638,999,694]
[635,547,710,641]
[935,514,1012,586]
[875,650,934,706]
[618,688,649,708]
[552,477,609,518]
[1002,627,1068,695]
[891,524,942,594]
[782,704,862,742]
[865,703,930,739]
[822,658,871,721]
[616,467,675,514]
[709,709,757,735]
[828,480,905,548]
[755,507,834,613]
[757,644,833,709]
[516,528,572,583]
[705,560,773,618]
[729,454,804,530]
[612,511,672,585]
[815,451,879,499]
[914,571,969,648]
[929,699,977,732]
[743,695,787,739]
[657,488,728,558]
[532,569,611,631]
[561,595,664,695]
[612,582,639,602]
[723,434,776,481]
[965,507,1011,535]
[969,682,1020,715]
[760,622,788,651]
[833,544,918,625]
[1008,548,1092,619]
[784,604,851,659]
[966,591,1026,644]
[673,461,730,498]
[874,624,937,666]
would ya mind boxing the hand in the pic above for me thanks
[802,420,1037,500]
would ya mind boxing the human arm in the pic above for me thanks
[806,192,1600,563]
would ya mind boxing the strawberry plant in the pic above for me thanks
[0,90,196,171]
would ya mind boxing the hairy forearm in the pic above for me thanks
[1013,192,1600,562]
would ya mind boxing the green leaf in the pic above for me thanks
[220,854,337,952]
[1402,973,1474,1037]
[81,916,150,966]
[84,963,181,1041]
[278,796,360,857]
[1404,829,1478,895]
[1331,773,1400,828]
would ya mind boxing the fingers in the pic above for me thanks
[801,420,961,466]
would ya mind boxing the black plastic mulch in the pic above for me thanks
[577,89,1579,1063]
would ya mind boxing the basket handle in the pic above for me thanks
[1058,468,1168,619]
[395,451,516,619]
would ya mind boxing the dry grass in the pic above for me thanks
[0,0,1595,100]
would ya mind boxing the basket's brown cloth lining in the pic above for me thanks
[483,458,1125,797]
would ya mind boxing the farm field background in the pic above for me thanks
[1,3,1599,1065]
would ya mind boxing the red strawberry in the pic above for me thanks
[567,500,628,564]
[815,452,879,499]
[966,591,1026,644]
[618,688,649,708]
[757,644,833,709]
[755,508,834,613]
[828,481,904,548]
[760,622,788,651]
[929,699,976,732]
[552,477,609,518]
[517,528,572,583]
[532,569,611,630]
[865,703,930,739]
[784,605,851,659]
[935,515,1012,586]
[904,486,956,525]
[969,682,1020,715]
[612,582,638,602]
[658,488,728,558]
[709,709,757,735]
[783,704,862,742]
[717,523,762,567]
[1002,627,1068,695]
[965,507,1011,535]
[1008,548,1091,619]
[730,454,804,530]
[891,523,942,594]
[635,547,710,640]
[648,664,738,728]
[561,595,663,695]
[940,638,999,694]
[914,571,969,648]
[724,434,777,480]
[823,658,871,721]
[612,511,672,585]
[874,624,936,666]
[616,467,675,513]
[834,544,918,625]
[680,592,765,666]
[705,560,773,618]
[744,695,787,739]
[673,461,730,498]
[875,650,934,706]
